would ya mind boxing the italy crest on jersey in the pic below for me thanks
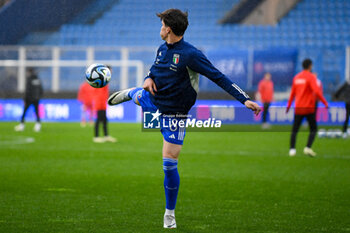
[173,54,180,64]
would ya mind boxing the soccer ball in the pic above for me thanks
[85,63,111,88]
[318,128,326,138]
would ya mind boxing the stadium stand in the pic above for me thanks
[7,0,350,97]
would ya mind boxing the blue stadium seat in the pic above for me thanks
[20,0,350,93]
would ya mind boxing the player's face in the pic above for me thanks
[160,21,170,40]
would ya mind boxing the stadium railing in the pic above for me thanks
[0,46,147,93]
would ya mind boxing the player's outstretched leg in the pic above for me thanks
[162,140,181,229]
[304,113,317,157]
[289,115,303,156]
[108,87,140,106]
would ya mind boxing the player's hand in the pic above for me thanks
[244,100,261,116]
[143,78,157,96]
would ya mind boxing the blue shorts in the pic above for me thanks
[134,89,186,145]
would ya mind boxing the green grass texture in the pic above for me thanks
[0,122,349,233]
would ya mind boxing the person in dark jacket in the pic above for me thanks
[15,68,43,132]
[334,81,350,138]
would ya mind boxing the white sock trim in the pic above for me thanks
[165,209,175,216]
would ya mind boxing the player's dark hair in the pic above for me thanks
[157,9,189,36]
[302,59,312,70]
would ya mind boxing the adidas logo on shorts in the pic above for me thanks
[169,134,175,139]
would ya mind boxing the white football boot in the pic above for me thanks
[303,147,316,157]
[108,87,135,106]
[104,135,117,143]
[14,123,25,132]
[261,123,271,129]
[289,148,296,157]
[34,123,41,132]
[93,137,106,143]
[163,214,176,229]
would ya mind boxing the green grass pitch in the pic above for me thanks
[0,122,349,232]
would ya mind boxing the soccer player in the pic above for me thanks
[93,66,117,143]
[313,72,323,112]
[15,68,43,132]
[77,81,94,127]
[257,72,274,129]
[287,59,328,157]
[108,9,261,228]
[334,80,350,138]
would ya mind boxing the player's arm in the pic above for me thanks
[143,71,157,96]
[334,82,345,99]
[188,49,261,115]
[310,75,328,107]
[143,48,160,96]
[286,82,295,113]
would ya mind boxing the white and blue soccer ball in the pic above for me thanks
[318,128,327,138]
[85,63,111,88]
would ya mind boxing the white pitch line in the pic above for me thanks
[0,136,35,145]
[2,144,349,160]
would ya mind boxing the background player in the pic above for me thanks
[108,9,261,229]
[77,81,94,127]
[257,72,274,129]
[93,66,117,143]
[14,68,43,132]
[334,80,350,138]
[287,59,328,157]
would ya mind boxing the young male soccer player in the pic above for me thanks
[287,59,328,157]
[108,9,261,228]
[15,68,43,132]
[334,80,350,138]
[93,66,117,143]
[258,72,274,129]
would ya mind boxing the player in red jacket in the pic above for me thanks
[258,72,274,129]
[287,59,328,157]
[92,67,117,143]
[78,82,94,127]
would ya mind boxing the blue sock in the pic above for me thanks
[128,87,143,99]
[163,158,180,210]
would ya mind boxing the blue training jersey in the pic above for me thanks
[145,38,250,114]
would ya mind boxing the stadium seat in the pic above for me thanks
[18,0,350,93]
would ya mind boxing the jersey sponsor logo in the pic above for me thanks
[31,79,41,85]
[295,79,306,85]
[137,91,142,99]
[173,54,180,64]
